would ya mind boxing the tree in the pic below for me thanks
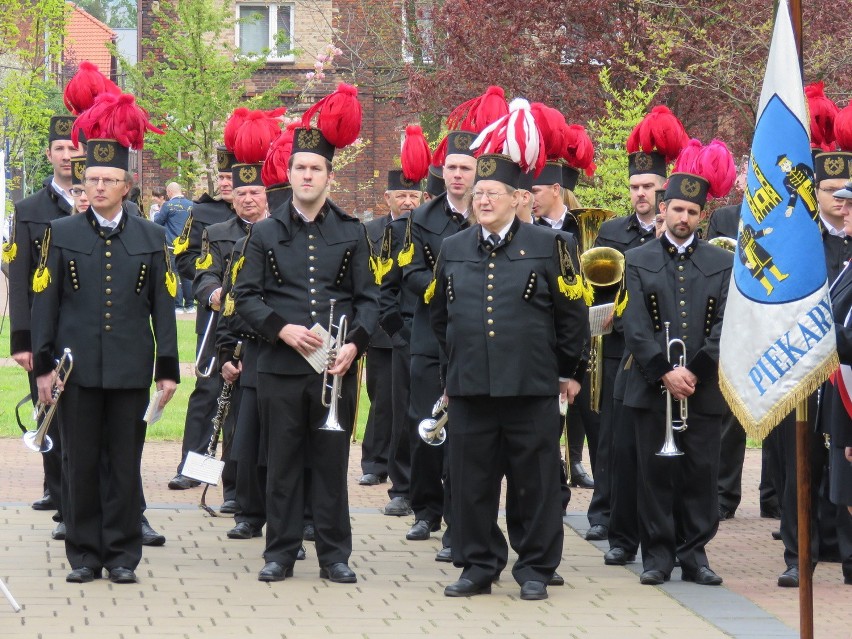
[74,0,137,28]
[121,0,295,193]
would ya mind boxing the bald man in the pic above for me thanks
[154,182,195,311]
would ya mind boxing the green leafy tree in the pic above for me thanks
[74,0,137,28]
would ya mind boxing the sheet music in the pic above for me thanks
[589,303,615,337]
[304,323,335,374]
[144,390,165,425]
[182,452,225,486]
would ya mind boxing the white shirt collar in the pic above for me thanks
[481,220,514,242]
[820,213,846,237]
[92,208,123,229]
[51,178,74,207]
[664,231,695,253]
[542,206,568,229]
[637,217,656,232]
[447,199,469,218]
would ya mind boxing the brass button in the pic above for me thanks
[487,319,494,325]
[681,312,687,317]
[105,240,112,245]
[105,288,112,294]
[310,289,316,294]
[486,307,493,312]
[640,238,646,243]
[106,301,112,307]
[309,267,316,272]
[487,284,493,290]
[678,276,685,282]
[487,295,493,302]
[308,234,315,239]
[311,300,317,305]
[309,256,315,261]
[105,264,112,270]
[679,301,685,306]
[106,276,112,282]
[309,245,315,250]
[491,252,497,258]
[105,251,112,258]
[105,325,112,331]
[488,263,495,269]
[677,265,684,271]
[488,331,495,337]
[311,311,317,317]
[309,278,315,283]
[487,274,494,280]
[681,323,688,328]
[104,313,111,320]
[679,288,685,293]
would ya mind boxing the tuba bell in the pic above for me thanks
[708,236,737,253]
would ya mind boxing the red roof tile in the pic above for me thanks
[64,3,116,73]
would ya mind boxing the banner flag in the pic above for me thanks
[719,0,838,440]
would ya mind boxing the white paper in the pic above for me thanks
[144,390,165,425]
[182,451,225,486]
[304,323,335,374]
[589,303,615,337]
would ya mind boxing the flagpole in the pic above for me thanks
[787,2,813,637]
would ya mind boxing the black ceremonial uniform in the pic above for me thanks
[378,211,414,503]
[172,195,234,485]
[234,200,378,569]
[589,213,655,547]
[361,216,394,479]
[8,179,73,517]
[430,220,588,587]
[622,235,731,578]
[402,193,467,537]
[31,211,179,573]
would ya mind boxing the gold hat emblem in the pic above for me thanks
[477,157,497,178]
[399,176,415,188]
[54,118,73,136]
[93,142,115,163]
[239,165,258,184]
[634,152,653,171]
[217,150,228,171]
[73,160,85,181]
[824,157,845,177]
[680,177,701,198]
[297,128,322,149]
[453,133,473,152]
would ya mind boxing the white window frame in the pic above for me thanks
[401,1,434,65]
[234,2,295,62]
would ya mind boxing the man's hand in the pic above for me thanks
[279,324,324,356]
[662,367,697,400]
[221,360,242,384]
[209,287,223,311]
[36,372,58,404]
[156,379,177,410]
[328,343,357,376]
[560,379,581,405]
[13,351,33,372]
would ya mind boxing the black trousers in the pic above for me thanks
[361,346,393,476]
[231,385,266,529]
[408,354,450,527]
[717,410,747,513]
[258,372,355,567]
[60,384,148,571]
[587,358,618,527]
[629,405,721,576]
[607,397,639,553]
[449,395,563,586]
[567,370,600,469]
[387,340,412,499]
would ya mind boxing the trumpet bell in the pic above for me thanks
[656,438,684,456]
[418,418,446,446]
[23,431,53,453]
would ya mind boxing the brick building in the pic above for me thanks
[136,0,412,216]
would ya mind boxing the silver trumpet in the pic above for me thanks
[320,299,349,432]
[418,396,448,446]
[194,312,217,378]
[24,348,73,453]
[658,322,687,457]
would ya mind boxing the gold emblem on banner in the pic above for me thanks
[477,157,497,178]
[93,143,115,163]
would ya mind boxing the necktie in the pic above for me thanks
[487,233,501,250]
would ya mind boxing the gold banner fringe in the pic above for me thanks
[719,350,839,441]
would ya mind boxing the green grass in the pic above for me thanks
[0,316,371,442]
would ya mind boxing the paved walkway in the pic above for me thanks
[0,435,848,638]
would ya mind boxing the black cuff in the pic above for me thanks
[380,312,404,337]
[33,349,56,378]
[439,364,448,389]
[644,353,674,382]
[346,326,370,357]
[558,357,580,381]
[259,312,287,343]
[10,330,31,356]
[572,358,589,383]
[687,349,717,383]
[217,347,235,373]
[196,283,219,306]
[154,356,181,383]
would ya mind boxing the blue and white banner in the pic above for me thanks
[719,0,838,439]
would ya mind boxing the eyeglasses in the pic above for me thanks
[70,187,84,197]
[84,177,125,188]
[472,190,508,202]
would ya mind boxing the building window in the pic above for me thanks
[401,1,433,65]
[235,3,294,61]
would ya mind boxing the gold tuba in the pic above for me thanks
[573,209,625,413]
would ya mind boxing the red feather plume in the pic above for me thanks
[834,103,852,152]
[446,85,508,133]
[431,135,448,167]
[805,82,838,151]
[63,61,120,115]
[563,124,596,177]
[400,125,431,182]
[224,107,250,153]
[72,92,163,149]
[530,103,567,160]
[262,122,298,186]
[301,83,362,148]
[233,110,282,164]
[674,138,736,200]
[626,105,689,163]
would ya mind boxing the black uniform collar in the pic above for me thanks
[626,213,655,235]
[412,193,454,235]
[479,217,521,252]
[659,232,696,259]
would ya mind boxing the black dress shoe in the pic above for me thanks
[406,519,440,540]
[435,546,452,562]
[320,562,357,583]
[718,506,735,520]
[168,475,200,490]
[444,578,491,597]
[772,529,782,540]
[32,491,56,511]
[219,500,239,514]
[604,547,636,565]
[760,505,782,519]
[778,566,799,587]
[108,567,137,584]
[297,545,306,561]
[569,462,594,488]
[585,524,608,541]
[358,473,387,486]
[548,572,564,586]
[227,522,262,539]
[383,496,413,516]
[52,522,66,541]
[640,570,669,585]
[520,580,548,600]
[258,562,293,582]
[303,523,315,541]
[682,566,723,585]
[142,522,166,547]
[66,567,100,583]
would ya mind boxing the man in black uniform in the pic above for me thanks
[32,131,179,584]
[6,116,82,535]
[399,131,475,547]
[360,171,423,486]
[622,169,732,586]
[430,153,588,599]
[169,145,236,496]
[590,150,662,559]
[235,99,378,583]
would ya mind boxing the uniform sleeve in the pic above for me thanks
[428,251,449,385]
[686,266,730,382]
[30,229,63,377]
[548,237,588,380]
[8,211,34,354]
[150,244,180,382]
[379,224,407,341]
[622,258,672,382]
[193,229,226,306]
[175,215,202,281]
[233,230,288,343]
[402,221,437,298]
[346,227,380,356]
